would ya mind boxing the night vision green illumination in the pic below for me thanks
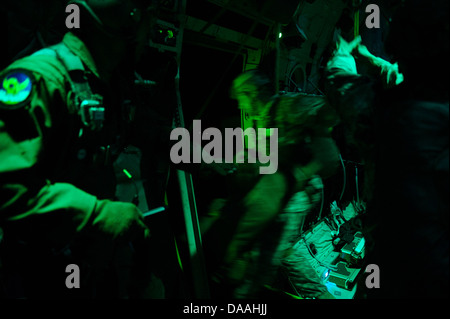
[122,169,133,179]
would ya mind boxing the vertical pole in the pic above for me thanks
[173,0,210,299]
[354,9,360,38]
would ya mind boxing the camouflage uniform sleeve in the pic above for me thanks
[0,55,98,235]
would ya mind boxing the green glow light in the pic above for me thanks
[122,169,133,179]
[278,32,283,38]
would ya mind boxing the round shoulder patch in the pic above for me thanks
[0,69,34,109]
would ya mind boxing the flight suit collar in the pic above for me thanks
[62,32,100,79]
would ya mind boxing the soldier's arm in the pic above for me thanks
[0,59,148,241]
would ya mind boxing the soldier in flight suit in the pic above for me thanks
[325,0,448,298]
[0,0,157,298]
[202,69,341,299]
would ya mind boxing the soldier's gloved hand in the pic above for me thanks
[92,200,150,241]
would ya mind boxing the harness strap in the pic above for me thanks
[32,43,105,131]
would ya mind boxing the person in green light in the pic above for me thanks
[325,0,448,298]
[202,69,341,299]
[0,0,158,299]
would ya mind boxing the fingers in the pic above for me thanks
[123,204,150,241]
[135,213,151,239]
[93,200,150,241]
